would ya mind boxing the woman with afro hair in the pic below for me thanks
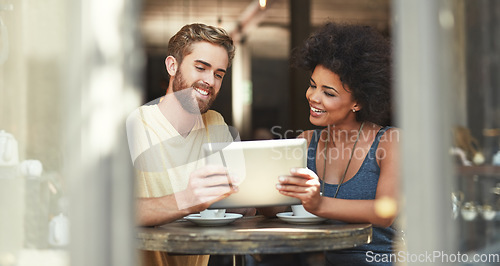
[275,22,401,265]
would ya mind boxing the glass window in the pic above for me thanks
[0,1,140,265]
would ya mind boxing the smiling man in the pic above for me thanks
[126,23,247,266]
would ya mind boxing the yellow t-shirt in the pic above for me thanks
[126,105,235,266]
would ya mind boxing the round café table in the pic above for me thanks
[137,215,372,266]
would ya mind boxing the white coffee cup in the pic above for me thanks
[460,202,477,221]
[291,204,317,217]
[200,209,226,219]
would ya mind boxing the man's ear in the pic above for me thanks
[165,56,178,76]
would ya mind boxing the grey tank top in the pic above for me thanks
[307,127,396,265]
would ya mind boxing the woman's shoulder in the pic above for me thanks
[364,122,399,142]
[375,126,400,160]
[378,126,400,144]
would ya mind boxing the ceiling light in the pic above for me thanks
[259,0,266,9]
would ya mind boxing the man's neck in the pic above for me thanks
[157,92,201,137]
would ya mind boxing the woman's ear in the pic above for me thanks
[165,56,178,76]
[353,103,362,112]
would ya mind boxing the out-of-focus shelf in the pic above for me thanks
[457,165,500,177]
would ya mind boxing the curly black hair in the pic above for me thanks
[293,22,392,126]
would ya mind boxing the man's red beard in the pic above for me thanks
[172,70,217,114]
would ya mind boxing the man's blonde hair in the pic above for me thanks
[167,23,235,69]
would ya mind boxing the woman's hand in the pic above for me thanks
[276,168,322,213]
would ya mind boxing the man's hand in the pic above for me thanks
[137,165,239,226]
[177,165,239,212]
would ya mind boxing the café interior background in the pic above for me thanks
[1,0,499,265]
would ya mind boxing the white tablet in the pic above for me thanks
[203,138,306,209]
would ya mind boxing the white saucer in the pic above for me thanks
[184,213,243,226]
[276,212,327,225]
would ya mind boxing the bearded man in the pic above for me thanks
[126,23,253,266]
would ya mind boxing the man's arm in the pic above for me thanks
[136,195,190,226]
[136,165,239,226]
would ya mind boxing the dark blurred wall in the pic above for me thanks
[465,0,500,159]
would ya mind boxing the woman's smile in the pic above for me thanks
[310,105,326,117]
